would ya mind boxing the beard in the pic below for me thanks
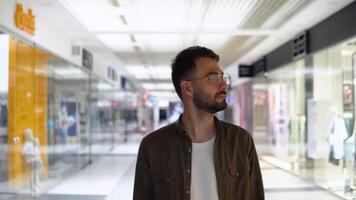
[193,90,227,114]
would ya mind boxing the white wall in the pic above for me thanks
[0,34,9,93]
[0,1,81,66]
[92,55,123,88]
[0,0,123,85]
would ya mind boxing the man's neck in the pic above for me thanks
[181,109,216,143]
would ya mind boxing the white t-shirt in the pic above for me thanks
[190,137,219,200]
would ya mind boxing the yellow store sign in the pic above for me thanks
[14,3,36,35]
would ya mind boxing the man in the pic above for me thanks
[133,46,264,200]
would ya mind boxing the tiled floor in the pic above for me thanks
[260,160,343,200]
[1,137,347,200]
[15,155,342,200]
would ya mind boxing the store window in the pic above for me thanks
[0,31,93,198]
[264,60,306,161]
[46,56,91,181]
[259,36,356,198]
[0,33,10,196]
[308,37,356,196]
[89,77,120,154]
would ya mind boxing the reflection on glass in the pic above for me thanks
[0,33,9,195]
[47,58,90,181]
[256,36,356,198]
[90,77,122,153]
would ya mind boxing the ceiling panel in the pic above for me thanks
[53,0,355,92]
[197,34,231,52]
[135,34,184,52]
[61,0,125,31]
[97,33,135,52]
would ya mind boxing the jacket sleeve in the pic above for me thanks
[247,134,265,200]
[133,139,154,200]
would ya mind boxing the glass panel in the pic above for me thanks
[0,34,44,199]
[46,56,90,183]
[0,33,11,197]
[258,36,356,198]
[89,76,117,154]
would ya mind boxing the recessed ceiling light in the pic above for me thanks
[111,0,120,7]
[130,34,136,43]
[119,15,128,25]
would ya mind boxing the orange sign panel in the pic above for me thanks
[8,36,48,188]
[14,3,36,35]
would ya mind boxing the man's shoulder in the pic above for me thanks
[219,120,253,139]
[140,123,177,147]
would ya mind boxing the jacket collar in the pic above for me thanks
[174,114,224,139]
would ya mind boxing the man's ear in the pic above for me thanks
[180,80,193,97]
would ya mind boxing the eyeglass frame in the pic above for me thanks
[185,72,231,85]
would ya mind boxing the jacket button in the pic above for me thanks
[186,189,190,194]
[166,178,170,182]
[188,148,191,153]
[187,169,190,173]
[235,172,239,176]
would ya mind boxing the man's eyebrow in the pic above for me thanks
[206,71,224,76]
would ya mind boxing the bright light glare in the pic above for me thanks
[97,83,112,90]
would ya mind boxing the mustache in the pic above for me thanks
[215,91,227,97]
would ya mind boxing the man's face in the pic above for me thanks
[190,57,228,113]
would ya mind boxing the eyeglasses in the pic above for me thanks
[186,73,231,85]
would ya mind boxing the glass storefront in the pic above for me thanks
[231,80,254,134]
[255,36,356,198]
[0,33,11,197]
[89,78,125,154]
[46,54,91,183]
[0,30,130,198]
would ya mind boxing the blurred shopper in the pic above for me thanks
[134,46,264,200]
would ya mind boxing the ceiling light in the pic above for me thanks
[341,50,354,56]
[119,15,128,25]
[111,0,120,7]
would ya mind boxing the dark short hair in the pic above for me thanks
[171,46,219,100]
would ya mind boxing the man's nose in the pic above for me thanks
[220,80,228,90]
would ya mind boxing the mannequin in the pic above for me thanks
[21,129,40,196]
[344,122,356,193]
[58,106,69,143]
[328,113,348,165]
[33,138,43,189]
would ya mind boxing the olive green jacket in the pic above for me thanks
[133,116,264,200]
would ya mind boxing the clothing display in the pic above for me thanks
[344,117,353,137]
[344,129,356,192]
[328,115,349,162]
[268,84,289,147]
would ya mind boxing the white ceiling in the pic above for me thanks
[24,0,355,93]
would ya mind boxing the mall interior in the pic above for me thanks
[1,0,356,199]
